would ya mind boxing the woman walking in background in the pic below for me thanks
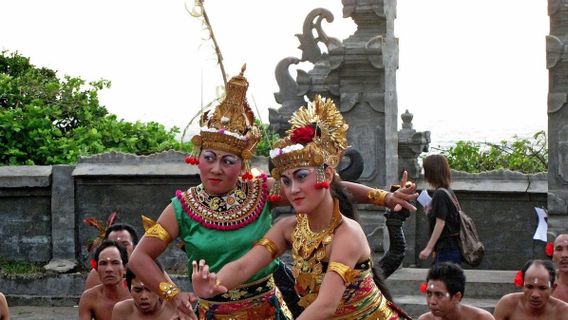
[419,154,462,265]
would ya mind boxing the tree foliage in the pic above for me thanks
[255,119,279,157]
[433,130,548,173]
[0,51,192,165]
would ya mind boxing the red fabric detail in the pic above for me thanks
[290,126,316,145]
[546,241,554,257]
[185,155,199,165]
[514,270,523,287]
[241,172,253,180]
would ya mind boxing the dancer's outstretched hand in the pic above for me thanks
[169,291,197,320]
[385,170,418,212]
[191,259,228,299]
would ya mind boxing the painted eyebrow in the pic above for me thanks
[281,168,306,179]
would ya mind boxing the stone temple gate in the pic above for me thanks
[269,0,567,235]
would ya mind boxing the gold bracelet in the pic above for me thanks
[254,238,279,259]
[368,188,388,207]
[328,261,359,285]
[159,281,180,301]
[145,223,172,243]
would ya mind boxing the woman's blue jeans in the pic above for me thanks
[434,248,462,265]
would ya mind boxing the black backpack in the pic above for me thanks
[439,188,485,267]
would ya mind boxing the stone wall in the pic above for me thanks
[0,152,550,271]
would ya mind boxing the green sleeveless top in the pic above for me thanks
[173,177,278,283]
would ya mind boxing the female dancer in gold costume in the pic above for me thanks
[191,95,412,319]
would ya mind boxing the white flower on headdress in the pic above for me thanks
[221,116,230,124]
[269,144,304,159]
[201,127,248,140]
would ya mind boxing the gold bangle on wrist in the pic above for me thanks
[159,281,180,301]
[368,188,388,207]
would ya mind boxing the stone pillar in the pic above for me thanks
[270,0,400,188]
[45,165,77,273]
[546,0,568,235]
[398,110,431,180]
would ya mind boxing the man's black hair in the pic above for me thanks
[93,240,129,266]
[426,262,466,297]
[125,260,164,291]
[105,223,139,245]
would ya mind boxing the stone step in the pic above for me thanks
[386,267,518,299]
[392,294,498,319]
[7,295,79,307]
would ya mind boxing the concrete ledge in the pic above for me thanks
[415,169,547,193]
[0,166,51,188]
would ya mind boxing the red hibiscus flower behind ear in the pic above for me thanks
[90,258,98,270]
[546,242,554,257]
[290,126,316,145]
[514,271,523,288]
[420,282,427,293]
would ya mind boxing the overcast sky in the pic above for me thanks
[0,0,549,147]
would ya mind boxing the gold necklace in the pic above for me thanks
[292,199,342,277]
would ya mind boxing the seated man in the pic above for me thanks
[79,240,132,320]
[494,259,568,320]
[0,292,9,320]
[112,262,176,320]
[552,233,568,303]
[419,262,494,320]
[85,223,139,290]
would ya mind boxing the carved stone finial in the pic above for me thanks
[401,109,413,130]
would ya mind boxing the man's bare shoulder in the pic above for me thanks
[551,296,568,313]
[112,299,135,319]
[462,304,495,320]
[496,292,521,305]
[418,312,435,320]
[80,284,102,300]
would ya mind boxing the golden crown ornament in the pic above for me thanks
[268,95,348,201]
[186,65,260,179]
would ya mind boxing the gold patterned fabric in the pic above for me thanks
[197,275,292,320]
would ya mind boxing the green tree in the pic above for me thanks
[433,130,548,173]
[255,119,279,157]
[0,51,192,165]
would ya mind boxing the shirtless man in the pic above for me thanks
[85,223,139,290]
[552,233,568,302]
[0,292,9,320]
[112,264,176,320]
[419,262,494,320]
[494,259,568,320]
[79,240,131,320]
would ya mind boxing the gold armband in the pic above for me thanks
[159,281,180,301]
[328,261,359,285]
[254,238,279,259]
[368,188,388,207]
[145,223,172,243]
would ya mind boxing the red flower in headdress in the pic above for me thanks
[546,241,554,257]
[514,270,523,288]
[90,258,97,270]
[420,282,427,293]
[290,126,316,145]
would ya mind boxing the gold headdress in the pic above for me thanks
[268,95,348,200]
[188,65,260,177]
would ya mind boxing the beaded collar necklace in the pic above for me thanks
[176,176,268,231]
